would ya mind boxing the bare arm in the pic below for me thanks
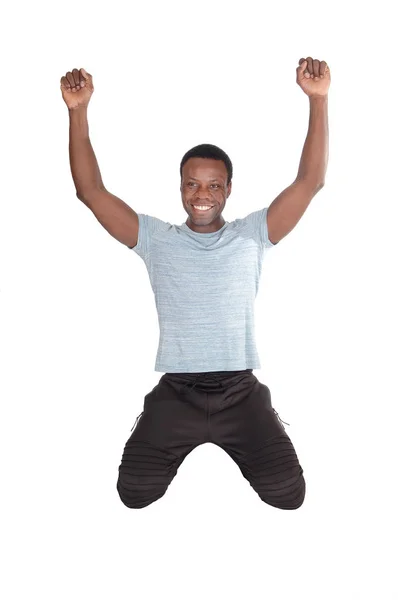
[267,57,330,245]
[62,68,139,248]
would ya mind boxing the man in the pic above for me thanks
[61,57,330,510]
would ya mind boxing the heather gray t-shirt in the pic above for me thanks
[130,207,275,373]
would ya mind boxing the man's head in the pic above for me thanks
[180,144,233,233]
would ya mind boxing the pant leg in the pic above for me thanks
[211,373,306,510]
[117,375,207,509]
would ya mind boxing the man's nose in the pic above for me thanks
[195,185,209,199]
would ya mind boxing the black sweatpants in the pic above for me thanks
[117,369,305,509]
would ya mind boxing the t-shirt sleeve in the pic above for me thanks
[128,213,170,259]
[244,206,276,248]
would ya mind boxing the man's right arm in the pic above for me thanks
[69,106,138,248]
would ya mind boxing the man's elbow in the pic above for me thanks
[296,177,325,194]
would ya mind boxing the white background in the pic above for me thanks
[1,1,397,598]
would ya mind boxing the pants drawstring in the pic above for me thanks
[181,373,224,394]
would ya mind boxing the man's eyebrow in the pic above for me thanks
[187,177,222,182]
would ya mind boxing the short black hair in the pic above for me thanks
[180,144,233,185]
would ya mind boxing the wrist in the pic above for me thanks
[69,105,89,127]
[68,104,89,116]
[308,94,328,102]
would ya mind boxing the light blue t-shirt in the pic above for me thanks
[130,207,275,373]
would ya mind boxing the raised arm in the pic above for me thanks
[61,68,139,248]
[267,57,330,245]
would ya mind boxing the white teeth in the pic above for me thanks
[194,205,212,211]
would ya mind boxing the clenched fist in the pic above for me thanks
[60,68,94,110]
[296,57,330,98]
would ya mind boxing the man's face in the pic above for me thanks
[181,157,232,232]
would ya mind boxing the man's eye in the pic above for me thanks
[210,184,220,189]
[187,182,196,187]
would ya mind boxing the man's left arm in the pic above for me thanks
[267,57,330,245]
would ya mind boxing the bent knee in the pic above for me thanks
[117,440,179,509]
[258,471,306,510]
[117,474,168,509]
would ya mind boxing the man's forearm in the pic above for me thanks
[296,95,329,189]
[69,106,105,201]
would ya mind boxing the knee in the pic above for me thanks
[117,440,178,509]
[117,474,167,509]
[258,471,306,510]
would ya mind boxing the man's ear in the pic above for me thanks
[227,181,232,197]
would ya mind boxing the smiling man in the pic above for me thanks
[61,56,330,510]
[181,152,232,232]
